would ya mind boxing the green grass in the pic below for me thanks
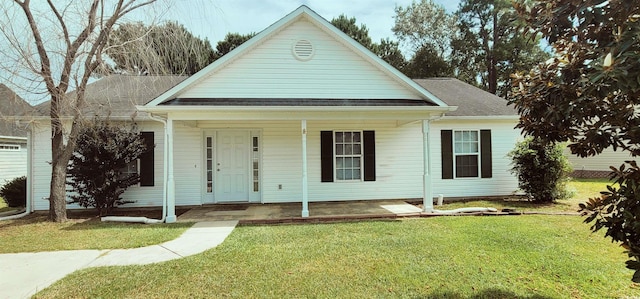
[0,215,192,253]
[438,178,611,213]
[35,216,639,298]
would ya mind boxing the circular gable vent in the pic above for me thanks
[292,39,314,61]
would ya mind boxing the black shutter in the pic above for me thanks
[320,131,334,182]
[480,130,492,178]
[140,132,155,186]
[441,130,453,179]
[363,131,376,181]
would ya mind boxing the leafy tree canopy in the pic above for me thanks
[452,0,549,95]
[107,21,215,75]
[510,0,640,282]
[213,32,257,59]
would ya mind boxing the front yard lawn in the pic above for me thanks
[436,178,611,213]
[0,215,192,253]
[35,216,638,298]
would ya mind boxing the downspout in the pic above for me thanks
[0,127,33,221]
[101,114,168,224]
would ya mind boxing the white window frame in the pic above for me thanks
[0,144,20,151]
[333,131,363,181]
[453,130,480,178]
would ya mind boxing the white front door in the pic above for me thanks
[215,130,250,202]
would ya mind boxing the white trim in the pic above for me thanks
[0,135,27,141]
[452,130,481,179]
[440,115,519,120]
[422,120,433,212]
[301,120,309,217]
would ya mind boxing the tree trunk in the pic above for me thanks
[48,156,68,222]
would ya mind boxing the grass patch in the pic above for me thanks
[0,215,192,253]
[436,178,611,213]
[35,216,638,298]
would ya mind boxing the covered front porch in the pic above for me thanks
[140,106,453,223]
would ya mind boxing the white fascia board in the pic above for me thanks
[438,115,520,121]
[0,135,27,141]
[137,105,456,121]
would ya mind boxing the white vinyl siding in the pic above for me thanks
[432,119,521,198]
[31,121,166,211]
[177,20,422,100]
[564,146,632,172]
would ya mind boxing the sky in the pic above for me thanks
[160,0,460,46]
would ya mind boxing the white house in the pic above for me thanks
[25,6,521,221]
[0,84,30,187]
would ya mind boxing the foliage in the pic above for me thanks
[107,21,215,75]
[330,14,374,50]
[579,161,640,282]
[1,0,158,222]
[403,44,453,78]
[331,15,407,71]
[0,176,26,207]
[508,138,573,202]
[452,0,549,95]
[392,0,457,57]
[511,0,640,281]
[213,32,256,59]
[67,120,147,216]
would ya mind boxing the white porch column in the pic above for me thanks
[166,116,177,223]
[422,119,434,212]
[301,120,309,217]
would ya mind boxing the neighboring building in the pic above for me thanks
[0,84,31,186]
[566,147,634,178]
[25,6,521,220]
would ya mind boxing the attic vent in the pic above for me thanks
[292,39,314,61]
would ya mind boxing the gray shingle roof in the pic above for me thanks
[0,84,34,137]
[35,75,187,119]
[413,78,517,117]
[33,75,517,119]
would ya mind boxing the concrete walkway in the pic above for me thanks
[0,220,237,299]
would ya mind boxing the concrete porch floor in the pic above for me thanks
[177,199,426,224]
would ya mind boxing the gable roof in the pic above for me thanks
[0,84,34,138]
[413,78,517,117]
[144,5,448,108]
[34,75,187,119]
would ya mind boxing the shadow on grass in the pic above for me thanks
[424,288,552,299]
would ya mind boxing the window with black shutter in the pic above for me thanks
[320,130,375,182]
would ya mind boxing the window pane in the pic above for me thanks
[207,160,212,169]
[207,149,212,159]
[206,137,212,147]
[353,145,361,155]
[345,144,352,155]
[336,157,344,168]
[455,131,463,140]
[337,169,344,180]
[456,155,479,177]
[470,143,478,153]
[353,170,361,180]
[336,144,343,155]
[344,132,352,142]
[354,157,361,168]
[344,157,353,168]
[344,170,353,180]
[336,132,343,142]
[353,132,361,142]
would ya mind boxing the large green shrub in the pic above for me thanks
[0,176,26,207]
[67,120,146,216]
[508,138,573,202]
[580,161,640,282]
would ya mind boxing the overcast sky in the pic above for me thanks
[162,0,460,45]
